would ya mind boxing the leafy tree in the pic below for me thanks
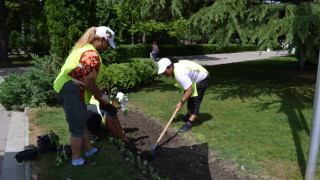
[44,0,96,59]
[1,0,50,63]
[95,0,132,44]
[0,0,8,63]
[6,0,49,55]
[189,0,320,67]
[140,0,214,44]
[249,1,320,67]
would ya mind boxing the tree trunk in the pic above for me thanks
[142,31,146,44]
[299,44,305,69]
[0,0,8,64]
[131,11,134,45]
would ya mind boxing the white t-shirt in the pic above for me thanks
[175,69,208,90]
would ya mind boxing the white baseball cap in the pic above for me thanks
[157,58,172,74]
[95,26,116,49]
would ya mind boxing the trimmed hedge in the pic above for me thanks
[98,58,157,93]
[101,44,259,64]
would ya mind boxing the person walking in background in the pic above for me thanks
[157,58,209,132]
[53,26,118,166]
[152,41,159,61]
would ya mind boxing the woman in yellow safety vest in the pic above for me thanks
[53,26,118,166]
[157,58,210,132]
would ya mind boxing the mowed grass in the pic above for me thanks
[28,107,147,180]
[127,56,318,179]
[0,54,31,68]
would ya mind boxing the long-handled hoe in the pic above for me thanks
[148,108,178,159]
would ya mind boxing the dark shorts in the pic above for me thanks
[187,76,209,115]
[86,104,113,134]
[87,104,113,118]
[54,81,87,137]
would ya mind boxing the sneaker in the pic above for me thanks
[176,114,189,123]
[85,146,104,157]
[88,134,99,142]
[76,159,96,167]
[178,123,192,132]
[96,146,104,153]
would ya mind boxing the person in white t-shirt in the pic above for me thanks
[157,58,210,132]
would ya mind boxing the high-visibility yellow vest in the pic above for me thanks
[169,60,209,97]
[53,44,106,104]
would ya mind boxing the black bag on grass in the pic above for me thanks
[15,148,38,163]
[37,133,59,153]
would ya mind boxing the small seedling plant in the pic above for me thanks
[48,131,69,167]
[109,87,129,116]
[107,133,163,180]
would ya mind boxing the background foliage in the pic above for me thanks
[6,0,49,56]
[3,0,320,65]
[2,0,319,110]
[44,0,96,59]
[0,54,59,110]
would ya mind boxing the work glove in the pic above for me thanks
[98,94,118,116]
[101,103,118,116]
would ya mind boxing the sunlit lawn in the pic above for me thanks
[128,56,318,179]
[28,56,318,179]
[0,54,31,68]
[28,107,147,180]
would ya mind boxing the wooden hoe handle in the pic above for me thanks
[155,108,179,144]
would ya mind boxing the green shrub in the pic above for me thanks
[99,58,157,92]
[101,44,151,64]
[0,54,59,110]
[99,63,137,92]
[130,58,158,84]
[0,73,28,110]
[0,54,157,110]
[101,44,259,63]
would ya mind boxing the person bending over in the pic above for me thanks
[157,58,209,132]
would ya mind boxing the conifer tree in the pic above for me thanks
[189,0,320,67]
[44,0,95,59]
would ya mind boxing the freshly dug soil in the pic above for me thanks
[118,109,252,180]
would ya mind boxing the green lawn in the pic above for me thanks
[127,56,318,179]
[29,56,318,179]
[29,107,148,180]
[0,54,31,68]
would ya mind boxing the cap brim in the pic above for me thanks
[109,40,116,49]
[157,67,166,74]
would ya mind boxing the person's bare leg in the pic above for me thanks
[189,114,197,123]
[70,136,82,160]
[104,116,128,142]
[113,116,129,142]
[82,130,93,152]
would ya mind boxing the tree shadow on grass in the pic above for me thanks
[173,113,213,127]
[205,59,316,177]
[140,58,316,177]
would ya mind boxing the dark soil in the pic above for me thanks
[118,109,253,180]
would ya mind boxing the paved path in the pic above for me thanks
[173,50,290,66]
[0,50,290,180]
[0,67,30,180]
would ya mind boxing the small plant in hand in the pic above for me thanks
[109,87,129,116]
